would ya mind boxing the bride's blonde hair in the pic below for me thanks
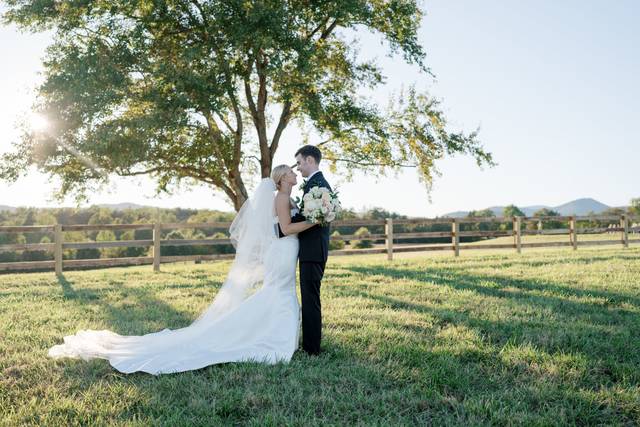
[270,164,291,189]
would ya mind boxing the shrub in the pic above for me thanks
[162,230,188,256]
[352,227,373,249]
[211,232,234,254]
[329,230,345,250]
[96,230,120,258]
[21,235,53,261]
[118,230,147,258]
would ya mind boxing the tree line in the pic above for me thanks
[2,199,638,263]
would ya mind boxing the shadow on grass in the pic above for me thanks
[334,264,640,367]
[342,262,640,310]
[56,274,200,335]
[5,264,634,424]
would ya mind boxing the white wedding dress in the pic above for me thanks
[48,179,301,375]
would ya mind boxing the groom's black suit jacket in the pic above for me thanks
[279,171,332,263]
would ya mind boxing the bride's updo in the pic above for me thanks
[270,164,291,189]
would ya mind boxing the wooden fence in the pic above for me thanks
[0,214,638,275]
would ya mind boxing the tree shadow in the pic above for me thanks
[9,268,635,424]
[335,265,640,366]
[343,264,640,311]
[55,274,200,335]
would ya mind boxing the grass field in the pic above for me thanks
[1,247,639,425]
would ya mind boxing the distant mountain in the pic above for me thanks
[0,205,16,212]
[485,206,550,216]
[442,211,470,218]
[553,198,610,216]
[443,198,612,218]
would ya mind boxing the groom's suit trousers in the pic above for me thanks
[295,171,331,355]
[299,260,325,355]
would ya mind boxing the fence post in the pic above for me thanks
[54,224,63,276]
[153,223,161,272]
[452,218,460,257]
[570,216,577,250]
[385,218,394,261]
[515,216,522,254]
[621,214,629,248]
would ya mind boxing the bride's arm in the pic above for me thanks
[276,194,315,235]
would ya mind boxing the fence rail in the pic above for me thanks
[0,214,638,274]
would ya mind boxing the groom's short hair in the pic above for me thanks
[295,145,322,164]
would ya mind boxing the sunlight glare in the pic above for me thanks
[30,112,50,133]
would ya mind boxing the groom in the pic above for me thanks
[291,145,332,355]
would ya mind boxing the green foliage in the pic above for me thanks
[465,209,498,233]
[631,198,640,216]
[211,232,234,255]
[497,205,524,231]
[602,207,626,216]
[21,235,53,262]
[0,205,272,260]
[119,230,147,258]
[96,229,119,258]
[533,208,564,230]
[187,211,235,236]
[162,230,187,257]
[329,230,345,250]
[75,247,101,260]
[352,227,373,249]
[88,208,115,239]
[502,204,525,218]
[363,207,406,220]
[0,1,494,210]
[533,208,560,217]
[467,209,496,218]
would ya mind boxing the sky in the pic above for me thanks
[1,1,638,216]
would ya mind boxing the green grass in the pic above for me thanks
[2,247,640,425]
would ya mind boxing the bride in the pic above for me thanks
[48,165,316,375]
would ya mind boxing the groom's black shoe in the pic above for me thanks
[302,347,323,356]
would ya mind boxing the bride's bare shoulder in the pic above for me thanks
[274,192,289,208]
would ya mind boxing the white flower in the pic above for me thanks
[301,186,341,225]
[308,199,322,210]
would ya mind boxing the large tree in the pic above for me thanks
[1,0,494,211]
[502,204,524,218]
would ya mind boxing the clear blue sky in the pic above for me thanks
[1,1,638,216]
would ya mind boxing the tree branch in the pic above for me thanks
[117,166,164,176]
[306,17,330,41]
[215,111,235,135]
[243,58,259,123]
[316,127,363,146]
[324,157,418,168]
[245,52,270,175]
[270,101,292,157]
[319,19,339,41]
[202,110,232,174]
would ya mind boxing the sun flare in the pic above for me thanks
[29,112,50,132]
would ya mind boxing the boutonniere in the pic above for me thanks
[298,182,306,191]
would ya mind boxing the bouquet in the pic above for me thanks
[300,186,341,226]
